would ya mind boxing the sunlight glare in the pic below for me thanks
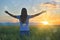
[41,21,49,25]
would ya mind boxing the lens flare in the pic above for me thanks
[41,21,49,25]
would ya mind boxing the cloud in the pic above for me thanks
[53,0,60,2]
[31,1,59,13]
[40,1,60,11]
[4,5,10,11]
[30,1,60,25]
[32,7,38,13]
[50,0,60,2]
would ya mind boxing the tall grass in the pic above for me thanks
[0,25,60,40]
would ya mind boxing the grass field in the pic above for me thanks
[0,25,60,40]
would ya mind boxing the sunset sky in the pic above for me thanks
[0,0,60,25]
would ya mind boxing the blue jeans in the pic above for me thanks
[20,31,30,40]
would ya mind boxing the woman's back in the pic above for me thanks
[17,15,31,31]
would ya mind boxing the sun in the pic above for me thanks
[41,21,49,25]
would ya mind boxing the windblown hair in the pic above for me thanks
[20,8,27,24]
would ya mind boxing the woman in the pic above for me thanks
[5,8,46,40]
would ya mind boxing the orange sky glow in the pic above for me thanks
[30,3,60,25]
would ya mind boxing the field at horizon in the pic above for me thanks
[0,25,60,40]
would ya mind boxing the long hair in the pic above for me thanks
[20,8,27,24]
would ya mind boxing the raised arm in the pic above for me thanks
[5,11,17,18]
[30,11,46,18]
